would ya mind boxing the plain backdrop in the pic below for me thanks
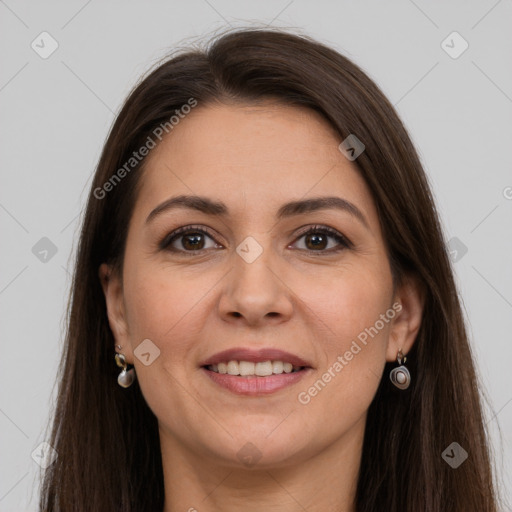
[1,1,511,510]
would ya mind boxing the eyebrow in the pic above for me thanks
[145,194,369,229]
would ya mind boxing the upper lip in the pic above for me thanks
[200,347,313,368]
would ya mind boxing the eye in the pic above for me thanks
[159,226,221,253]
[160,224,352,255]
[291,225,352,253]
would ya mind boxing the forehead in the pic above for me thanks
[149,101,342,166]
[134,102,377,225]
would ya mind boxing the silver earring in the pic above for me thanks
[115,346,136,388]
[389,349,410,390]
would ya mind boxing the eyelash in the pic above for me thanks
[159,224,352,255]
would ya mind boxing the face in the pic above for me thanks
[101,101,421,469]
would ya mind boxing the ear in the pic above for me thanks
[386,273,425,362]
[99,263,134,364]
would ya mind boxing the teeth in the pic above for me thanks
[255,361,273,376]
[239,361,255,376]
[207,360,303,376]
[227,361,239,375]
[272,361,284,374]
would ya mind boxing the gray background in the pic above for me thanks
[1,1,511,510]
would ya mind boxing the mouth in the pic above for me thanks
[203,360,306,376]
[199,347,313,395]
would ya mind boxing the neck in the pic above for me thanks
[160,416,365,512]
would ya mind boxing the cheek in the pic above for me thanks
[300,260,392,349]
[121,268,210,424]
[293,266,391,425]
[123,266,204,341]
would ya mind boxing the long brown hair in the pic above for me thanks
[39,27,500,511]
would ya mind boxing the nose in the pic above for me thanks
[217,241,294,327]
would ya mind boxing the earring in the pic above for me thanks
[115,345,136,388]
[389,349,410,390]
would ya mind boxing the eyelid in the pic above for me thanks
[293,224,353,249]
[158,225,219,251]
[159,224,352,253]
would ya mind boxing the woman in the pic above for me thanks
[38,28,500,511]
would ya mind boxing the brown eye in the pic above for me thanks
[180,233,206,251]
[160,224,351,255]
[160,226,221,253]
[304,232,328,250]
[292,226,351,253]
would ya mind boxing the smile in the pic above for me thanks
[201,362,311,395]
[206,360,304,376]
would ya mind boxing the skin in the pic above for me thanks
[100,101,424,512]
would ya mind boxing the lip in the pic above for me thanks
[201,366,313,395]
[199,347,313,368]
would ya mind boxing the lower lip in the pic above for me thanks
[201,367,311,395]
